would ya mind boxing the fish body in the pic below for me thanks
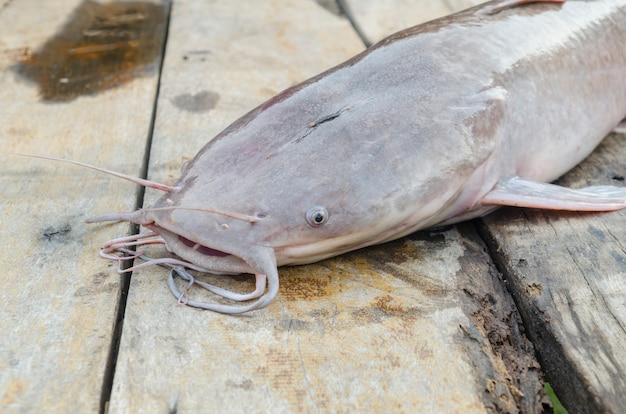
[99,0,626,312]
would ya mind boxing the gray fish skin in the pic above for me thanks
[125,0,626,311]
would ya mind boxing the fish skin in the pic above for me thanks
[124,0,626,311]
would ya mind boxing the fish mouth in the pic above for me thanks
[145,224,257,275]
[177,234,231,257]
[83,197,280,314]
[130,223,280,314]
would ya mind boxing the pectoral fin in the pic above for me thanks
[481,177,626,211]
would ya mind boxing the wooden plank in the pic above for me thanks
[0,0,168,412]
[342,0,484,45]
[479,131,626,414]
[349,1,626,411]
[108,1,545,412]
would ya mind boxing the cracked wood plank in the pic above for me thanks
[107,1,544,412]
[0,0,168,412]
[480,132,626,414]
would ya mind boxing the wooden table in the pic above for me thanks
[1,1,624,412]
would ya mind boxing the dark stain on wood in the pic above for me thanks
[16,0,167,101]
[171,90,220,113]
[42,223,72,242]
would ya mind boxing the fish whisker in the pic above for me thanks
[86,206,261,224]
[12,153,178,192]
[99,233,270,310]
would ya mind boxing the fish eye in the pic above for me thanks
[305,206,329,226]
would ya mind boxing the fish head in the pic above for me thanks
[141,98,484,274]
[141,158,371,274]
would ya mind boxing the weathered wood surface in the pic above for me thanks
[1,0,624,413]
[107,1,543,413]
[480,132,626,414]
[0,0,167,412]
[347,2,626,412]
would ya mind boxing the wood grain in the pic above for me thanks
[480,132,626,414]
[4,1,621,412]
[349,1,626,412]
[0,0,167,412]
